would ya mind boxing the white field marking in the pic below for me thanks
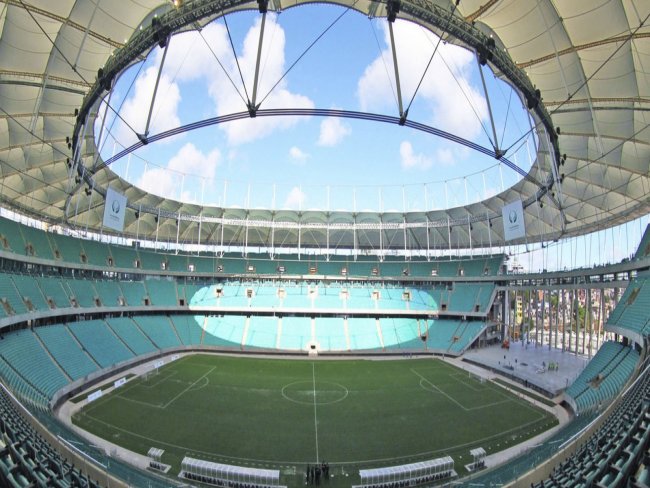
[81,403,552,468]
[115,394,165,409]
[161,366,216,409]
[415,371,514,412]
[448,372,490,392]
[281,381,349,406]
[190,376,210,393]
[312,362,319,464]
[411,368,467,411]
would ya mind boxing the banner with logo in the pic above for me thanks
[502,199,526,241]
[102,187,127,232]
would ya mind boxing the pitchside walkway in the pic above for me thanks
[462,342,589,397]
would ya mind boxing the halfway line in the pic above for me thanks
[312,362,319,464]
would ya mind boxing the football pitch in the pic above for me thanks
[72,354,558,486]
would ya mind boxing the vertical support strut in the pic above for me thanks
[387,19,406,123]
[476,53,501,157]
[141,38,171,142]
[249,7,268,116]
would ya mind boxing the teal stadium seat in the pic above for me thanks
[0,329,68,399]
[169,315,203,345]
[10,274,49,311]
[0,274,28,315]
[315,317,347,351]
[279,317,311,350]
[79,238,109,266]
[65,279,98,308]
[108,244,137,269]
[67,320,134,368]
[48,232,83,263]
[18,224,54,259]
[201,315,246,347]
[105,317,157,355]
[35,325,98,380]
[132,315,181,349]
[145,279,178,306]
[246,316,278,349]
[35,277,71,309]
[93,280,123,307]
[347,318,382,350]
[119,281,147,306]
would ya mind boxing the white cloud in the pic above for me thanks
[317,117,351,146]
[284,186,306,209]
[167,142,221,179]
[135,143,221,200]
[154,17,314,146]
[289,146,309,163]
[400,141,432,170]
[358,20,487,140]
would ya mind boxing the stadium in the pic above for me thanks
[0,0,649,487]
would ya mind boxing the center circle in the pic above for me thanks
[281,381,349,405]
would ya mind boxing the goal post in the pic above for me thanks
[469,371,486,384]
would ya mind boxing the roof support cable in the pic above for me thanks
[368,18,399,111]
[257,0,358,107]
[222,13,252,107]
[198,25,248,107]
[403,0,460,123]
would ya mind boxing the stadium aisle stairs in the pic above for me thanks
[0,329,68,399]
[10,274,49,311]
[35,277,71,309]
[132,315,182,349]
[0,274,28,316]
[67,320,134,368]
[34,325,97,381]
[105,317,157,355]
[169,315,203,345]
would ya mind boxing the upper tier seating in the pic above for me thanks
[606,275,650,338]
[35,277,71,309]
[145,279,178,306]
[0,274,28,316]
[0,216,505,278]
[565,341,639,414]
[635,224,650,259]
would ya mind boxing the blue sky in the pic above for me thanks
[97,5,537,212]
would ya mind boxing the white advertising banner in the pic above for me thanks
[502,200,526,241]
[87,390,103,403]
[102,187,127,232]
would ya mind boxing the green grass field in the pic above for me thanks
[72,354,558,486]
